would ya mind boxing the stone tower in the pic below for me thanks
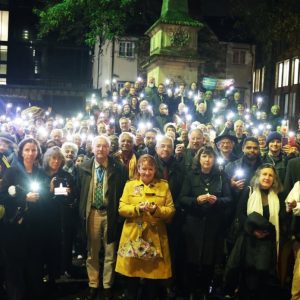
[143,0,203,85]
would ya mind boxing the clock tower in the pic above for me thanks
[143,0,203,84]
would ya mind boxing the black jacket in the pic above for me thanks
[179,166,232,265]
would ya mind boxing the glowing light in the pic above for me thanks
[186,114,192,121]
[226,111,235,120]
[165,79,170,85]
[30,181,39,192]
[77,113,83,119]
[6,103,12,108]
[289,131,295,137]
[235,169,244,179]
[105,80,110,85]
[37,127,48,138]
[252,128,258,135]
[140,93,144,98]
[217,157,224,165]
[257,97,263,103]
[137,77,142,82]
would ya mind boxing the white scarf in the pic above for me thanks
[247,187,280,254]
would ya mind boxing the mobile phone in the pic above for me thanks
[282,137,288,146]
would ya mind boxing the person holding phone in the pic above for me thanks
[42,146,76,283]
[0,138,46,300]
[116,154,175,300]
[179,146,232,299]
[262,132,297,185]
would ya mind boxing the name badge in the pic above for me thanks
[134,185,143,195]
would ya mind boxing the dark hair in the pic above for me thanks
[18,138,42,164]
[242,137,259,149]
[192,145,216,170]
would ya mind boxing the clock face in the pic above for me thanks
[170,28,190,48]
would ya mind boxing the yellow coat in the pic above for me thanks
[115,179,175,279]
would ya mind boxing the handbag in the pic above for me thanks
[118,221,162,260]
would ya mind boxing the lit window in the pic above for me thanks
[289,92,296,117]
[283,59,290,87]
[261,67,265,91]
[232,49,246,65]
[0,78,6,85]
[0,45,7,61]
[0,11,9,41]
[22,30,29,40]
[0,64,7,75]
[252,71,255,92]
[119,41,134,58]
[278,62,283,88]
[32,49,36,57]
[274,95,280,106]
[254,69,261,92]
[284,93,289,116]
[34,64,39,74]
[292,57,299,85]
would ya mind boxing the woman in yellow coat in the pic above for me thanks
[116,154,175,300]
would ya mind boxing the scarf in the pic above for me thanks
[247,187,280,254]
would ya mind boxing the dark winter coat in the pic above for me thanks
[77,156,128,244]
[179,166,232,266]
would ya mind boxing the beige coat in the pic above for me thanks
[115,179,175,279]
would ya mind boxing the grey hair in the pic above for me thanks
[234,120,244,129]
[92,135,111,148]
[43,146,65,172]
[50,128,64,138]
[156,136,174,149]
[188,128,203,138]
[61,142,78,157]
[118,132,136,146]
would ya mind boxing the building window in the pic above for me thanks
[0,64,7,75]
[289,92,296,118]
[0,78,6,85]
[22,30,29,40]
[292,57,299,85]
[34,64,39,74]
[232,49,246,64]
[0,45,7,61]
[254,69,261,92]
[0,11,9,42]
[274,95,280,106]
[119,41,134,58]
[261,67,265,91]
[277,62,283,88]
[283,59,290,87]
[284,93,289,117]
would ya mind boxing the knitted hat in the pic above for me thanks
[266,132,282,145]
[0,132,16,144]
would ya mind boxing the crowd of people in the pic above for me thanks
[0,76,300,300]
